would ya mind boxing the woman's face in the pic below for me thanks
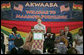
[65,27,69,32]
[37,19,41,24]
[13,28,17,33]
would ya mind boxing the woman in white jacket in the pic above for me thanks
[74,28,83,54]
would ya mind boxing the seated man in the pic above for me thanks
[64,26,73,49]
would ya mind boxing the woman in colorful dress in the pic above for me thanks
[8,27,21,51]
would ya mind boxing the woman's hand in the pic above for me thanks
[17,37,21,39]
[9,38,15,41]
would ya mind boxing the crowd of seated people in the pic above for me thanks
[43,26,83,54]
[1,26,83,54]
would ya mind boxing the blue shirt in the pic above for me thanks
[8,33,21,51]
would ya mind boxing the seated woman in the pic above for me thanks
[64,26,73,49]
[74,28,83,54]
[8,27,22,51]
[23,26,34,51]
[55,29,68,47]
[54,29,68,54]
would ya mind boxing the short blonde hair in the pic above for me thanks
[37,17,42,20]
[65,26,69,29]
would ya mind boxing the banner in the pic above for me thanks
[1,1,83,21]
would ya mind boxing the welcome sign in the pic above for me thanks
[1,1,83,21]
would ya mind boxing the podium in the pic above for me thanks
[31,29,45,53]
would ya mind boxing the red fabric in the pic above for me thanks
[1,20,83,34]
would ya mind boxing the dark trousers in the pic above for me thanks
[1,44,5,54]
[43,40,54,52]
[67,41,73,49]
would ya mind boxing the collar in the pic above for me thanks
[12,32,17,35]
[65,31,69,34]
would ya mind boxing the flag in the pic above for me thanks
[13,4,23,12]
[60,5,70,12]
[1,2,11,11]
[73,3,82,11]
